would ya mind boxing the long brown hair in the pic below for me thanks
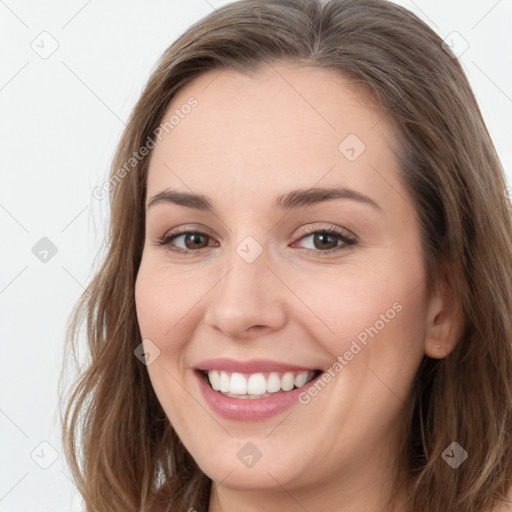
[59,0,512,510]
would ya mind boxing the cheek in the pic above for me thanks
[301,266,424,331]
[291,256,428,385]
[135,263,185,401]
[135,261,197,423]
[135,257,208,352]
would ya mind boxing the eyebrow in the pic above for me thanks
[147,186,382,212]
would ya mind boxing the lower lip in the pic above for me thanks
[195,370,321,421]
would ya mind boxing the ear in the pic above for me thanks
[424,273,465,359]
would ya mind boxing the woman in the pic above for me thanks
[60,0,512,511]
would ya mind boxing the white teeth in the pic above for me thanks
[219,371,230,392]
[247,373,267,395]
[209,370,220,391]
[294,372,308,388]
[205,369,316,396]
[266,372,281,393]
[281,372,295,391]
[230,373,247,394]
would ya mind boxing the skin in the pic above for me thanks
[135,61,463,512]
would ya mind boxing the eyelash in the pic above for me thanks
[154,226,357,256]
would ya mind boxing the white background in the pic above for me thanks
[0,1,511,510]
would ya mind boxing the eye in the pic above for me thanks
[154,229,217,254]
[293,226,357,255]
[153,225,357,256]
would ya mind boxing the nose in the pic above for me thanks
[203,249,287,340]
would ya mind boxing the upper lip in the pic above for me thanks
[195,358,319,374]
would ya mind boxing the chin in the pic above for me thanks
[197,454,298,490]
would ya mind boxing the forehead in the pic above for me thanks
[146,62,402,211]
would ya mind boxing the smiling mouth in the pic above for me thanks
[199,369,323,399]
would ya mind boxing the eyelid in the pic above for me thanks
[154,222,358,255]
[294,223,357,241]
[157,222,355,241]
[159,223,216,240]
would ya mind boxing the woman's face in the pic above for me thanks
[135,62,435,500]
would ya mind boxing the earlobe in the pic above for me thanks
[424,276,465,359]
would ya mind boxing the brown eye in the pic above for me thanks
[155,226,357,256]
[311,232,339,251]
[294,227,357,256]
[155,230,216,254]
[181,233,210,250]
